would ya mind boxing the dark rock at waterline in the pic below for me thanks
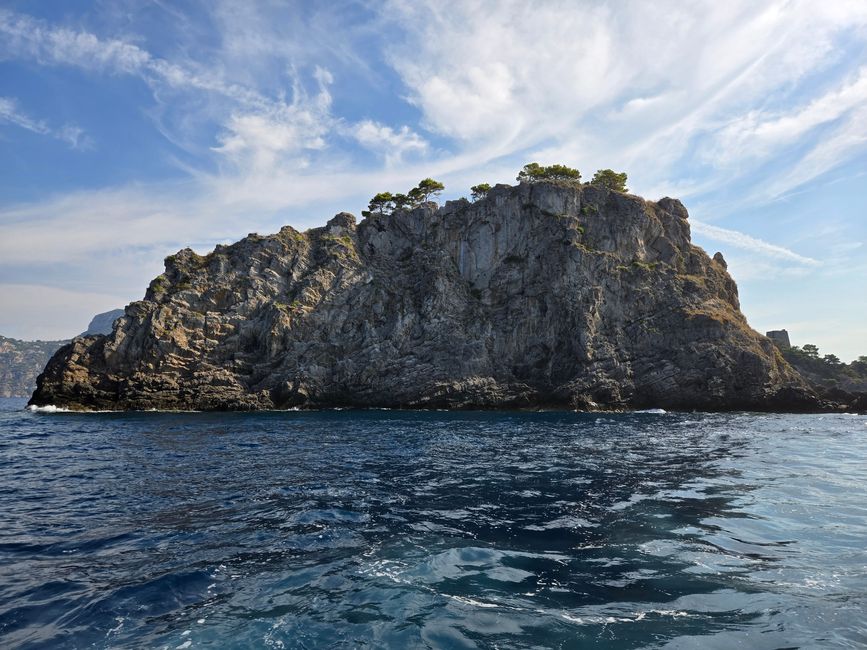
[31,181,824,412]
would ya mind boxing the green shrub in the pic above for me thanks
[517,162,581,183]
[470,183,491,201]
[591,169,628,192]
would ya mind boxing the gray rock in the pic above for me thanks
[30,181,821,412]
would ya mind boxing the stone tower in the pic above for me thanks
[766,329,791,349]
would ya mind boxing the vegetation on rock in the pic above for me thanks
[517,162,582,183]
[470,183,491,201]
[782,344,867,393]
[362,179,445,217]
[413,178,445,202]
[367,192,395,216]
[591,169,628,192]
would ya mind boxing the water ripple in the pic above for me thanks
[1,399,866,648]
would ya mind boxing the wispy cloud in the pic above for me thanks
[758,104,867,201]
[704,67,867,168]
[213,67,335,172]
[0,96,88,148]
[0,9,150,73]
[350,120,428,166]
[382,0,867,204]
[0,8,263,108]
[691,219,821,266]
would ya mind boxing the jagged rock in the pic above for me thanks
[31,181,822,412]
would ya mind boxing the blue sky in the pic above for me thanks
[1,1,865,360]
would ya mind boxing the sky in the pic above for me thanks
[0,1,865,360]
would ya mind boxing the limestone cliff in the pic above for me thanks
[31,182,819,411]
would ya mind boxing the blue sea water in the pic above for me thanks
[0,398,866,649]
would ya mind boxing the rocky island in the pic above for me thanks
[30,176,822,412]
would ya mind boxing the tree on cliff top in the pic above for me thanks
[517,163,544,182]
[368,192,394,216]
[411,178,445,203]
[362,179,445,218]
[471,183,491,201]
[392,193,411,211]
[517,163,581,183]
[591,169,628,192]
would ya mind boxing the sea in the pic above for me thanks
[0,397,865,649]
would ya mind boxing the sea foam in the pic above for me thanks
[27,404,70,414]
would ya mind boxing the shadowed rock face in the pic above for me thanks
[30,182,820,411]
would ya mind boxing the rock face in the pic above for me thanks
[1,336,67,398]
[31,182,820,411]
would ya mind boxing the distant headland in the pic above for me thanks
[1,309,122,398]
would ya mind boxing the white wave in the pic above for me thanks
[447,594,501,608]
[635,408,667,414]
[27,404,125,414]
[27,404,70,413]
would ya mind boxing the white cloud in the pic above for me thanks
[213,71,334,171]
[385,1,622,147]
[351,120,427,166]
[0,9,285,119]
[0,96,88,148]
[691,219,820,266]
[758,104,867,200]
[705,67,867,168]
[0,96,49,134]
[384,0,867,203]
[0,9,150,73]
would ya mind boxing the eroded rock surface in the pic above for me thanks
[31,182,820,411]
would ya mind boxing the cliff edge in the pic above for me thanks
[30,182,819,411]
